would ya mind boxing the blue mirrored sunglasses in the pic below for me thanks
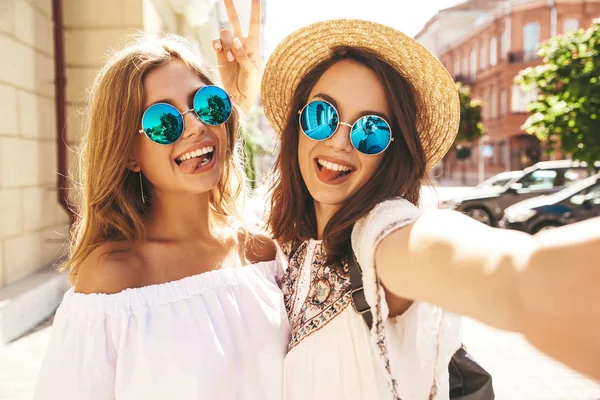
[139,85,232,145]
[298,100,393,156]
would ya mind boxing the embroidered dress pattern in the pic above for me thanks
[281,241,352,351]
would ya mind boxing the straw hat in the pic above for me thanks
[261,19,460,171]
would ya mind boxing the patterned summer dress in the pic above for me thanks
[280,198,462,400]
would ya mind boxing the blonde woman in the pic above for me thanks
[34,1,289,399]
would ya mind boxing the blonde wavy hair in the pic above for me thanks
[65,34,247,284]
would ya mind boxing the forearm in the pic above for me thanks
[376,209,536,332]
[515,219,600,380]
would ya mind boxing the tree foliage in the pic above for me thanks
[240,107,269,190]
[516,19,600,164]
[456,82,484,143]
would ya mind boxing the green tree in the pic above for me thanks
[456,82,484,143]
[453,83,483,184]
[159,112,181,143]
[241,107,269,191]
[206,95,229,125]
[516,19,600,164]
[243,135,258,190]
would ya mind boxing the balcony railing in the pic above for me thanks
[454,74,474,85]
[508,51,540,63]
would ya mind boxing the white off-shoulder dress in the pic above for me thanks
[281,198,462,400]
[34,260,290,400]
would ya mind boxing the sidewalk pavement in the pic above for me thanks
[462,318,600,400]
[0,315,52,400]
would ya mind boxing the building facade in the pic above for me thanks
[415,0,499,59]
[418,0,600,183]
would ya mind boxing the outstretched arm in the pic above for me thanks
[375,210,600,380]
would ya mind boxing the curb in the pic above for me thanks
[0,267,68,346]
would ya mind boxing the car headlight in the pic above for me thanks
[505,208,537,223]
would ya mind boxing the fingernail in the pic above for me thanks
[214,41,222,51]
[227,51,235,62]
[233,37,242,49]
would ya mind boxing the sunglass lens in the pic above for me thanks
[300,101,338,140]
[193,86,232,126]
[141,103,184,145]
[350,116,392,155]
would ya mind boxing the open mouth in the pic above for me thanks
[315,158,354,183]
[175,146,215,173]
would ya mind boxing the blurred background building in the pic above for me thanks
[416,0,600,184]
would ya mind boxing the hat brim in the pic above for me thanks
[261,19,460,171]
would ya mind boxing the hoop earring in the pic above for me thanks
[139,171,146,204]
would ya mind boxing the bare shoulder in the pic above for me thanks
[74,241,144,295]
[242,231,277,264]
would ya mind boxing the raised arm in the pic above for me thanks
[212,0,262,113]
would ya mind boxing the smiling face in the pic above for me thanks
[298,59,392,207]
[131,58,228,195]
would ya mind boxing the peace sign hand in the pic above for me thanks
[213,0,262,114]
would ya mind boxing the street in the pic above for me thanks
[0,312,598,400]
[462,318,600,400]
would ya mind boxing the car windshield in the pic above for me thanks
[490,178,513,187]
[517,168,592,190]
[518,170,557,190]
[478,172,524,189]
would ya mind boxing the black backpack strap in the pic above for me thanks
[347,249,373,330]
[287,240,301,263]
[349,249,495,400]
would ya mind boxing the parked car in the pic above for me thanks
[476,170,524,191]
[500,174,600,234]
[447,160,599,226]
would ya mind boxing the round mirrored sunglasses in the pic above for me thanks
[298,100,393,156]
[139,85,232,145]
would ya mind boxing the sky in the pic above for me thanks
[263,0,464,55]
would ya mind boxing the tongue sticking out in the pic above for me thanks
[179,154,210,174]
[317,165,350,183]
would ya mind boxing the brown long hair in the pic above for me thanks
[268,46,427,265]
[65,34,247,283]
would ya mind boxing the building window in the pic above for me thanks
[461,56,467,76]
[489,37,497,66]
[480,45,487,70]
[563,18,579,33]
[483,90,490,120]
[470,49,477,81]
[500,89,507,116]
[490,89,497,119]
[500,30,508,59]
[454,57,460,76]
[523,22,540,60]
[511,84,537,112]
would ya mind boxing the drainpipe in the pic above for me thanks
[51,0,74,224]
